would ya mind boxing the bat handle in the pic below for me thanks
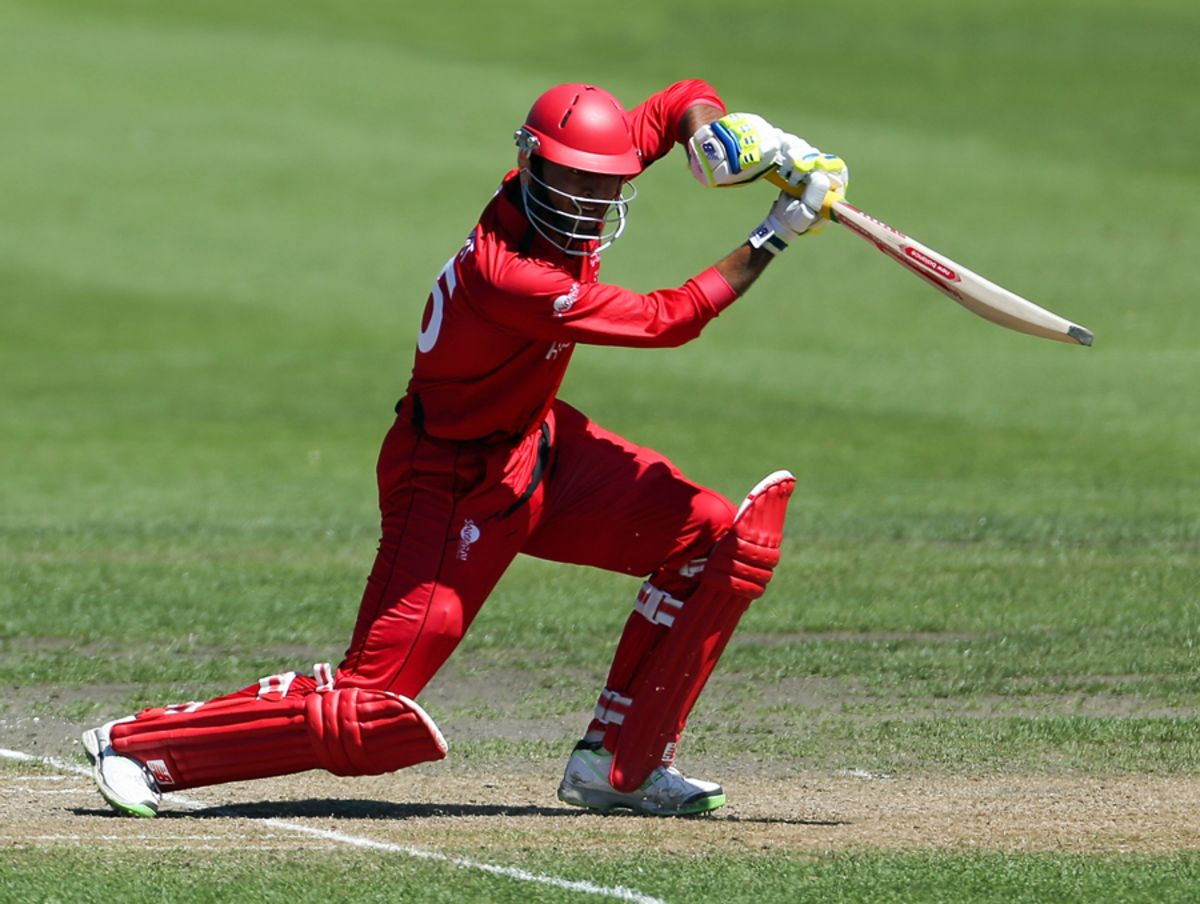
[764,169,845,221]
[764,169,802,198]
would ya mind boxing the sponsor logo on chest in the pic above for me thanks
[457,519,481,561]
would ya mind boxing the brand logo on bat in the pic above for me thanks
[838,215,966,302]
[903,246,959,282]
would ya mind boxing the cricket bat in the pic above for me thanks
[766,171,1094,346]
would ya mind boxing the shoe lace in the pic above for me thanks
[643,765,697,802]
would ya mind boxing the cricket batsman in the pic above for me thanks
[83,80,848,817]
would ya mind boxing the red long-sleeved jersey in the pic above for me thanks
[403,80,736,443]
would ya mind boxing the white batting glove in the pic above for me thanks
[687,113,785,187]
[688,113,850,195]
[748,173,837,254]
[776,134,851,194]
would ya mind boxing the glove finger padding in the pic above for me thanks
[799,171,844,231]
[778,143,850,194]
[687,112,784,188]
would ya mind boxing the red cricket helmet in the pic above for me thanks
[515,83,642,177]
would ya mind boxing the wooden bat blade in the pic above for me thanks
[829,200,1093,346]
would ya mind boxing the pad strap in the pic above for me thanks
[593,688,634,726]
[633,582,684,627]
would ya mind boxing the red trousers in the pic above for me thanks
[335,398,735,697]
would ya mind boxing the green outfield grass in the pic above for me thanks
[3,849,1200,904]
[2,0,1198,901]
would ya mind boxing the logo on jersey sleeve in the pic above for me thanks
[552,282,580,316]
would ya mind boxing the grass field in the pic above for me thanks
[2,0,1198,901]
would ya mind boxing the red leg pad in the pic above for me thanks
[306,688,447,776]
[110,688,447,791]
[608,471,794,793]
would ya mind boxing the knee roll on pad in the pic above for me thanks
[703,532,781,599]
[307,688,448,776]
[701,468,795,599]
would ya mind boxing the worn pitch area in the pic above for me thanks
[3,747,1198,857]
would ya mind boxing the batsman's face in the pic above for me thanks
[517,152,636,255]
[538,159,624,224]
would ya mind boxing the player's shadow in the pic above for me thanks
[75,797,844,825]
[73,800,846,825]
[715,814,846,826]
[183,799,572,820]
[183,800,846,825]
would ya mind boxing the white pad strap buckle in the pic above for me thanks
[594,688,634,726]
[634,582,684,627]
[313,662,335,692]
[257,670,297,700]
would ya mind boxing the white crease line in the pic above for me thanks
[0,746,667,904]
[0,748,87,772]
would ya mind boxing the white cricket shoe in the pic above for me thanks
[557,741,725,816]
[81,719,161,818]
